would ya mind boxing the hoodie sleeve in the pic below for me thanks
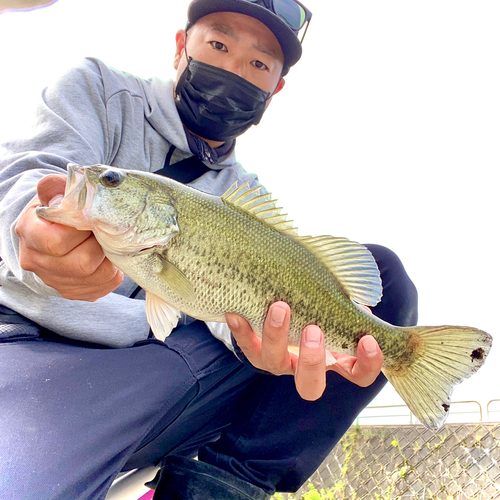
[0,58,110,295]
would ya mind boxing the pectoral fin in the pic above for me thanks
[145,292,181,341]
[153,254,196,303]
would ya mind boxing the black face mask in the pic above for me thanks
[175,57,272,142]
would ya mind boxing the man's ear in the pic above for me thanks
[174,29,187,70]
[264,77,286,111]
[273,77,286,96]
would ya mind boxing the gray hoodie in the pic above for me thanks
[0,58,262,348]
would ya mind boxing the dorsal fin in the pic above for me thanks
[222,182,298,236]
[221,183,382,306]
[297,236,382,306]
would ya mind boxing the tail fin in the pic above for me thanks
[383,325,492,430]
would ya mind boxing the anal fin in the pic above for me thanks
[145,292,181,341]
[287,345,337,366]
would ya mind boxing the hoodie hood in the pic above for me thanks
[143,77,238,169]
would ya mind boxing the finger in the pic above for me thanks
[226,313,264,369]
[51,248,120,286]
[35,256,123,301]
[350,335,384,387]
[37,174,67,206]
[18,203,91,257]
[261,301,291,374]
[58,234,109,278]
[23,231,106,279]
[44,222,93,260]
[294,325,326,401]
[53,262,124,301]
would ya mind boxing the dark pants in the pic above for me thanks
[0,245,417,499]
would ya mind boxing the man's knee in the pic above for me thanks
[365,244,418,327]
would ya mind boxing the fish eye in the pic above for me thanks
[99,170,123,188]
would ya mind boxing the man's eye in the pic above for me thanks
[210,41,227,51]
[252,60,269,71]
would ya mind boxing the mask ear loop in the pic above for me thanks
[184,31,192,65]
[174,32,192,101]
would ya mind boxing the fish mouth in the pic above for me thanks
[64,164,101,215]
[35,164,96,229]
[65,163,87,208]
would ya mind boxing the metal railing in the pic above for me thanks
[355,399,498,426]
[487,399,500,421]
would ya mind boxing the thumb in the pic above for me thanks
[37,174,67,207]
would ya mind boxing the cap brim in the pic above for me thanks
[188,0,302,68]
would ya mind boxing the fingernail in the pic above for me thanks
[363,335,379,357]
[270,306,286,328]
[226,315,239,331]
[305,326,322,348]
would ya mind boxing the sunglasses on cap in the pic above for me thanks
[245,0,312,41]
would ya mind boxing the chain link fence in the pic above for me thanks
[288,422,500,499]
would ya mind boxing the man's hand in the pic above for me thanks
[227,302,384,401]
[15,174,123,301]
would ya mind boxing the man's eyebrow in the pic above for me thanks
[209,23,238,40]
[253,42,280,60]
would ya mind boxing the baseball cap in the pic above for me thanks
[187,0,312,69]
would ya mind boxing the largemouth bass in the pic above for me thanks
[37,164,493,430]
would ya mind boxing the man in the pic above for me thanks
[0,0,418,498]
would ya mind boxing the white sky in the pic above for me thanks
[0,0,498,421]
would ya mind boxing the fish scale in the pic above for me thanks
[170,189,366,348]
[36,164,493,430]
